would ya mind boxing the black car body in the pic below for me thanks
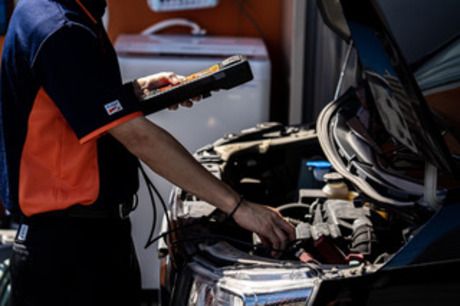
[158,0,460,305]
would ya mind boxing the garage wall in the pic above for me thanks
[106,0,289,122]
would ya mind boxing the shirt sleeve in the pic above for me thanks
[33,24,142,144]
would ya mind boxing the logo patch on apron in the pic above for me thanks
[17,224,29,242]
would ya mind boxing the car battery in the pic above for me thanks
[114,34,271,289]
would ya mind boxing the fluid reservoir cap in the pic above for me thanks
[306,160,332,169]
[323,172,344,184]
[307,161,332,182]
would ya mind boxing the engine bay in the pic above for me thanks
[166,122,431,274]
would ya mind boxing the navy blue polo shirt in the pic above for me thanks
[0,0,141,216]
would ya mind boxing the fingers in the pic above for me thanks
[191,95,202,102]
[265,212,297,255]
[257,214,290,256]
[275,216,296,241]
[180,100,194,108]
[167,73,184,85]
[271,226,288,257]
[142,72,185,91]
[167,99,194,111]
[273,226,288,250]
[168,104,179,110]
[263,230,280,256]
[269,208,296,241]
[233,202,296,255]
[259,227,283,257]
[258,234,271,247]
[142,72,203,110]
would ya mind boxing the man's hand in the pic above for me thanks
[232,200,296,256]
[133,72,196,110]
[134,72,182,96]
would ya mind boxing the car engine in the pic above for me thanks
[270,197,401,265]
[165,124,426,272]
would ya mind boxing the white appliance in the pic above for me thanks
[115,34,271,289]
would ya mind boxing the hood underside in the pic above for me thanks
[319,0,457,174]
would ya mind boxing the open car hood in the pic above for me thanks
[320,0,456,173]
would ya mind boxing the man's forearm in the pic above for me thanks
[110,116,240,214]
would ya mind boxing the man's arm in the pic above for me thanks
[109,116,295,253]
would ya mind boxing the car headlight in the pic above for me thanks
[188,262,318,306]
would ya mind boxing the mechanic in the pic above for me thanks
[0,0,295,305]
